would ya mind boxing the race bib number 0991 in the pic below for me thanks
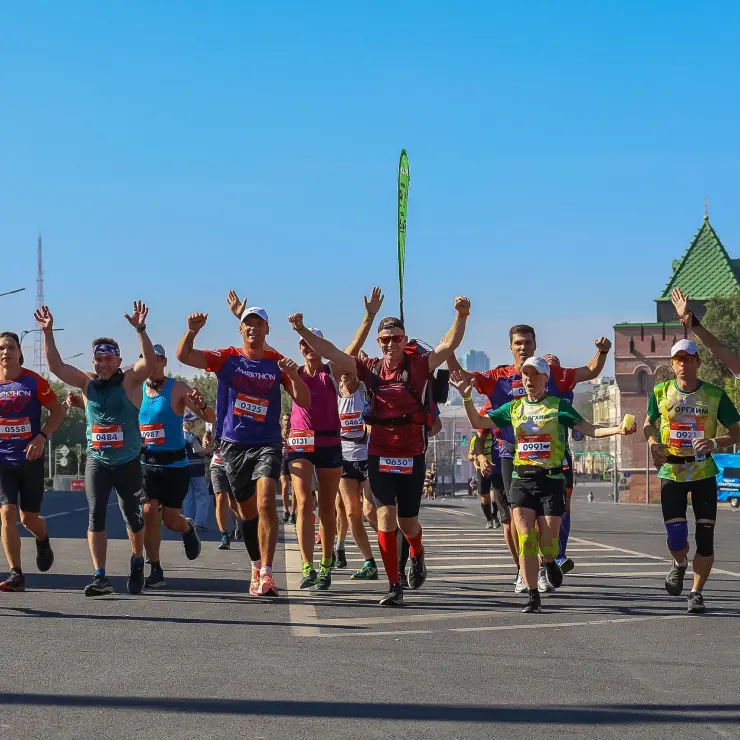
[517,434,551,460]
[669,421,704,450]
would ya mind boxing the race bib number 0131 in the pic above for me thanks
[234,394,269,423]
[140,423,166,446]
[378,457,413,474]
[287,430,315,453]
[517,434,551,460]
[0,417,32,441]
[92,424,124,450]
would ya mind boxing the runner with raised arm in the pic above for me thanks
[0,331,65,592]
[37,302,155,596]
[176,307,309,598]
[452,360,635,614]
[288,295,470,606]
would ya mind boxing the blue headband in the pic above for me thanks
[93,343,120,357]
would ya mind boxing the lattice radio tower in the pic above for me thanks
[34,232,46,376]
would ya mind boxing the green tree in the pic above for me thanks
[698,292,740,385]
[47,380,87,476]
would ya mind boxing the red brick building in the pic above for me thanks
[614,217,740,502]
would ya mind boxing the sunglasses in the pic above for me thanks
[378,335,405,345]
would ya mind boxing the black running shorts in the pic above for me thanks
[509,473,566,517]
[285,445,343,470]
[142,464,191,509]
[220,441,281,503]
[0,458,45,513]
[367,454,426,519]
[660,476,717,522]
[342,459,369,482]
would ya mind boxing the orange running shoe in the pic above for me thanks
[249,566,261,596]
[259,572,279,597]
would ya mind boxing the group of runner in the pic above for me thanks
[0,284,737,614]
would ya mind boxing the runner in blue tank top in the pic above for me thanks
[139,343,215,589]
[0,330,66,592]
[36,301,157,598]
[176,302,310,599]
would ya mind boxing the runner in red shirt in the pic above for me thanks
[288,295,471,606]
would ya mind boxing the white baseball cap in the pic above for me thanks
[671,339,699,357]
[521,356,551,377]
[240,306,269,323]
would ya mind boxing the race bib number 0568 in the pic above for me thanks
[378,457,413,474]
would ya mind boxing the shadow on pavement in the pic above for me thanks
[0,694,738,724]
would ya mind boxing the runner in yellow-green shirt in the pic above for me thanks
[644,339,740,614]
[452,357,636,614]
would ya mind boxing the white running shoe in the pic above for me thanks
[538,567,554,593]
[514,570,527,593]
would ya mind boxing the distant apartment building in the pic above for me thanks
[462,350,490,373]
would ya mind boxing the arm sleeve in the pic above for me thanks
[551,366,578,393]
[203,349,228,374]
[718,390,740,429]
[558,399,584,428]
[646,391,660,423]
[36,375,58,409]
[487,402,513,428]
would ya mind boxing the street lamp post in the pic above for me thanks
[19,327,64,344]
[0,288,25,298]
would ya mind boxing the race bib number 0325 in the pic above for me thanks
[234,394,269,423]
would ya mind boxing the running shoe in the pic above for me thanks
[282,511,290,523]
[379,582,404,607]
[300,564,317,589]
[232,526,242,541]
[182,518,202,560]
[492,518,501,530]
[399,570,409,589]
[35,537,54,572]
[249,567,261,596]
[557,557,575,574]
[330,550,336,568]
[84,575,113,597]
[259,572,279,597]
[665,560,688,596]
[127,556,145,595]
[514,570,527,593]
[0,571,25,592]
[314,564,332,591]
[687,591,706,614]
[145,564,166,589]
[315,530,322,545]
[485,520,493,530]
[537,567,554,593]
[544,560,563,589]
[522,589,542,614]
[335,549,347,569]
[350,562,379,580]
[218,532,230,550]
[290,512,297,525]
[408,548,427,590]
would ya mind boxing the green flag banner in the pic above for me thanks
[397,149,410,323]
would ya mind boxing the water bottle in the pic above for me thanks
[692,437,707,462]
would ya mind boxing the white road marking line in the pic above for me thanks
[43,506,90,520]
[433,507,477,518]
[315,609,498,627]
[341,553,653,564]
[316,613,696,638]
[284,528,321,637]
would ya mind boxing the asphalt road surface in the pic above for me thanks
[1,483,739,740]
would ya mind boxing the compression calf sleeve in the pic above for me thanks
[558,512,571,560]
[378,530,400,584]
[240,516,261,563]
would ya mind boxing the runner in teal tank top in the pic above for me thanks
[138,344,215,589]
[36,300,157,598]
[452,357,636,615]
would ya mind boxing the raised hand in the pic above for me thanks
[288,313,305,332]
[187,313,208,333]
[187,387,207,411]
[34,305,54,332]
[124,300,149,329]
[278,357,300,377]
[364,286,384,317]
[671,287,692,327]
[621,422,638,436]
[595,337,612,353]
[450,368,473,397]
[454,296,471,314]
[65,392,84,410]
[543,353,560,366]
[227,290,247,319]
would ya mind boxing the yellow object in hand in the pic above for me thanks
[622,413,635,430]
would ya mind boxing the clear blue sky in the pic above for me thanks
[3,2,740,377]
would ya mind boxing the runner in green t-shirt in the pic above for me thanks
[452,357,636,614]
[644,339,740,614]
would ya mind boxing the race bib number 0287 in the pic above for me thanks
[234,394,269,423]
[378,457,413,474]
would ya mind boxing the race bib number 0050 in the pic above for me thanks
[287,430,315,453]
[234,394,269,423]
[517,434,551,460]
[92,424,124,450]
[378,457,413,474]
[0,417,32,441]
